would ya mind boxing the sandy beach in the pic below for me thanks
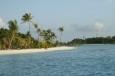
[0,46,75,55]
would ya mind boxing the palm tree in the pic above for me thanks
[21,13,35,48]
[32,23,41,48]
[37,28,41,42]
[58,26,64,42]
[8,20,18,49]
[40,30,46,41]
[17,33,32,49]
[40,29,56,42]
[33,23,41,41]
[0,28,10,49]
[47,29,56,42]
[21,13,33,35]
[39,29,57,48]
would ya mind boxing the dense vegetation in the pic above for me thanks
[66,36,115,46]
[1,13,114,50]
[0,13,64,50]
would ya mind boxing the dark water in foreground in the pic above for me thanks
[0,44,115,76]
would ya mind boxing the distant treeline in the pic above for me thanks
[65,36,115,46]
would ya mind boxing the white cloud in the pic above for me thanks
[71,21,105,33]
[105,0,114,4]
[0,17,7,28]
[0,18,5,26]
[108,0,113,3]
[94,21,104,31]
[71,24,94,32]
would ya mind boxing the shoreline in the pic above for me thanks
[0,46,75,55]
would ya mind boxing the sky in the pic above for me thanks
[0,0,115,42]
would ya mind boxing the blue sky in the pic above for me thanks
[0,0,115,42]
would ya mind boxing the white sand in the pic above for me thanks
[0,46,75,55]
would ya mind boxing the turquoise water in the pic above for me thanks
[0,44,115,76]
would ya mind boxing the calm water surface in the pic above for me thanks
[0,44,115,76]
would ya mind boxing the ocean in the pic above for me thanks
[0,44,115,76]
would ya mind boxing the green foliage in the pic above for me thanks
[40,29,57,42]
[58,26,64,42]
[21,13,33,23]
[57,26,64,32]
[8,20,18,31]
[0,13,61,50]
[0,26,58,49]
[8,20,19,49]
[21,13,34,35]
[66,36,115,46]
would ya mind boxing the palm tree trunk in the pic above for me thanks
[28,21,31,48]
[9,32,15,49]
[60,32,62,42]
[38,33,40,48]
[28,21,31,34]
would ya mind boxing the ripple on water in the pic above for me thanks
[0,44,115,76]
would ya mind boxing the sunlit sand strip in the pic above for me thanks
[0,46,75,55]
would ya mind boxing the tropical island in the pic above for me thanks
[0,13,75,55]
[0,1,115,76]
[0,13,115,55]
[0,13,65,50]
